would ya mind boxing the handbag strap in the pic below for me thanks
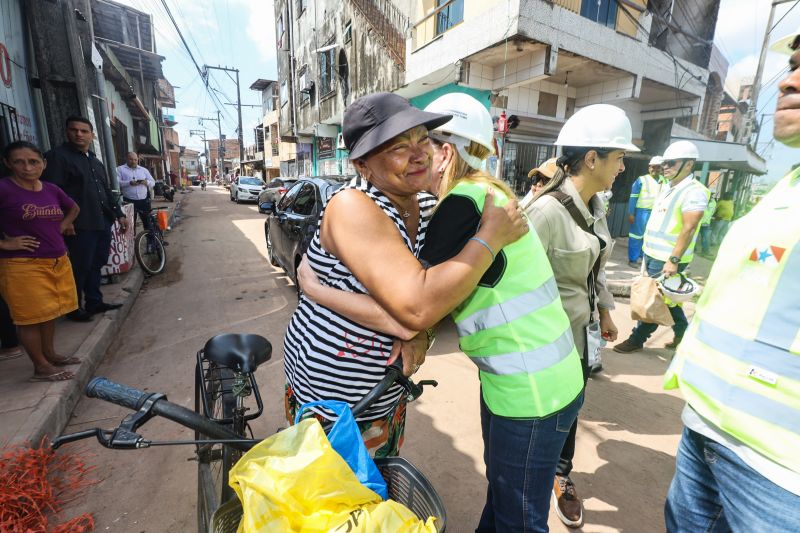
[545,191,604,315]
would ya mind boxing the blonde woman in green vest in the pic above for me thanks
[299,92,584,532]
[520,103,638,528]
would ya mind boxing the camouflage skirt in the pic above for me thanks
[284,383,406,458]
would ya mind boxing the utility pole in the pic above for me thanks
[203,65,244,171]
[195,114,223,176]
[190,129,209,174]
[745,0,795,145]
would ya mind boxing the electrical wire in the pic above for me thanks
[770,0,800,33]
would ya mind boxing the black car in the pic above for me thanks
[264,176,351,285]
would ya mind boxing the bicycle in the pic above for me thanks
[133,206,168,276]
[53,333,446,533]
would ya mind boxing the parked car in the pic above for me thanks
[230,176,266,203]
[258,177,299,214]
[264,176,351,288]
[189,174,200,186]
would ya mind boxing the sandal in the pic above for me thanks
[48,356,81,366]
[29,370,74,382]
[0,348,24,361]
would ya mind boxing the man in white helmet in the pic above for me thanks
[661,29,800,532]
[614,140,709,353]
[626,156,666,267]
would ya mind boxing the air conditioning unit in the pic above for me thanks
[336,132,346,150]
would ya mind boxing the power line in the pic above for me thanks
[771,0,800,33]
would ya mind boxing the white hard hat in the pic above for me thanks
[770,28,800,55]
[649,156,663,166]
[662,140,700,161]
[659,273,700,304]
[555,104,640,152]
[424,93,495,170]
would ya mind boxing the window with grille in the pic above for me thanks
[319,42,336,97]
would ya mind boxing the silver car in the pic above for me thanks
[230,176,266,203]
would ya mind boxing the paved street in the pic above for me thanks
[59,185,686,532]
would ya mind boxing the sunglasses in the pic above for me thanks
[661,160,681,168]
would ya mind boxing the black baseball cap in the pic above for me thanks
[343,92,452,160]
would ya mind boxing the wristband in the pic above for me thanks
[469,236,496,261]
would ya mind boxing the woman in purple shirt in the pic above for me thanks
[0,141,80,381]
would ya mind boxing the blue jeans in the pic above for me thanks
[629,255,688,344]
[65,228,112,309]
[665,428,800,532]
[476,391,584,533]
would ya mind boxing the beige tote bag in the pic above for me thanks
[630,275,675,326]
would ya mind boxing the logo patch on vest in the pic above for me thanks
[748,246,785,265]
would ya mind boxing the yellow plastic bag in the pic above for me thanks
[229,418,438,532]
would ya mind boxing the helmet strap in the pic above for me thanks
[430,132,486,170]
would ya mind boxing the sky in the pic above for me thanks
[121,0,799,182]
[714,0,800,183]
[117,0,278,159]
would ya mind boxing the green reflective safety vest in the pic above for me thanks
[643,176,710,263]
[446,181,584,418]
[634,174,664,210]
[664,168,800,474]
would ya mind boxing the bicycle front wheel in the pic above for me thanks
[135,231,167,275]
[195,363,238,533]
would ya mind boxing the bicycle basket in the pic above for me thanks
[375,456,447,532]
[210,457,446,532]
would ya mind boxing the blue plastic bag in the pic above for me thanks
[295,400,389,500]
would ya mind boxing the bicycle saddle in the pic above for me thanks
[203,334,272,373]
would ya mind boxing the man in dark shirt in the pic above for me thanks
[42,116,128,321]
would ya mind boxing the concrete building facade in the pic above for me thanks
[274,0,411,177]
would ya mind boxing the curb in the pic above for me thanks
[17,267,145,447]
[168,199,183,229]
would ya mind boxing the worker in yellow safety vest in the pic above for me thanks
[614,140,709,353]
[626,156,666,267]
[661,28,800,532]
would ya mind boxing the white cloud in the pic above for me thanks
[230,0,278,69]
[726,53,788,97]
[715,0,800,62]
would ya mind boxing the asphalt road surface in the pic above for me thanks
[59,184,685,532]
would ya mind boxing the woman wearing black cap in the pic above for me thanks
[283,92,527,457]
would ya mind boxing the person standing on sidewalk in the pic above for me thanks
[662,28,800,532]
[0,296,23,361]
[695,194,716,257]
[627,156,666,267]
[42,116,128,321]
[527,157,558,196]
[710,191,734,247]
[0,141,81,381]
[521,104,631,528]
[614,140,709,353]
[117,152,155,230]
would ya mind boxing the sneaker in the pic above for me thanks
[553,474,583,528]
[664,336,683,350]
[589,363,603,374]
[627,261,639,268]
[66,309,94,322]
[613,338,643,353]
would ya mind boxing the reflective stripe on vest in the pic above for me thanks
[636,175,660,209]
[664,169,800,473]
[469,329,575,375]
[446,181,584,418]
[455,278,560,337]
[643,178,708,262]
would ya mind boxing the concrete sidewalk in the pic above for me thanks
[0,198,181,448]
[605,237,716,297]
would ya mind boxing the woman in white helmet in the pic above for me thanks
[300,92,585,532]
[520,103,638,528]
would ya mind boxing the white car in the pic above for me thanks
[230,176,266,204]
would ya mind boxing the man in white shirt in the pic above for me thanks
[117,152,155,229]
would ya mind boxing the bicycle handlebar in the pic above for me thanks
[86,377,151,411]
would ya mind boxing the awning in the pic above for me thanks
[671,136,767,175]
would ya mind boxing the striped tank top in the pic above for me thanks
[283,176,437,421]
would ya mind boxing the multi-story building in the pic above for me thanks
[180,148,201,176]
[250,79,297,178]
[208,138,240,177]
[400,0,763,233]
[274,0,410,176]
